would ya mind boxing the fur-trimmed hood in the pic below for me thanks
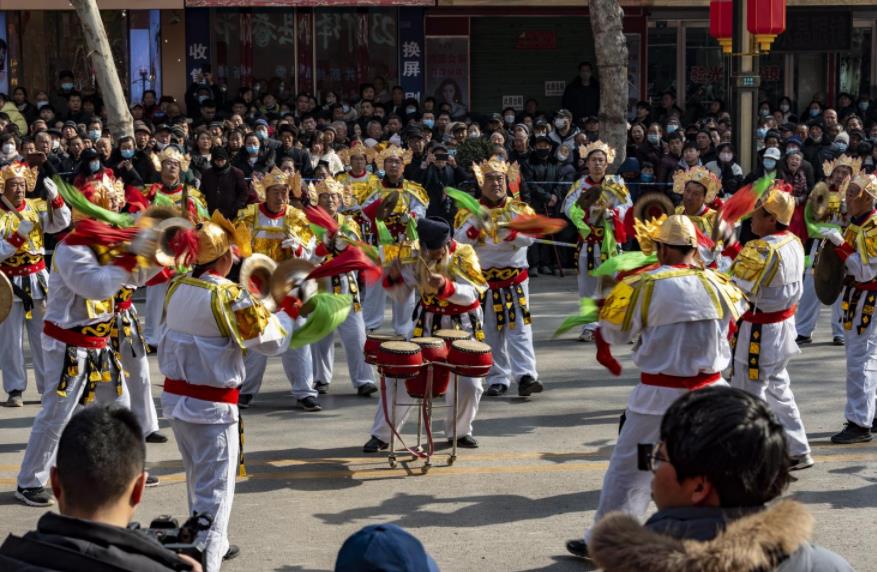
[590,500,814,572]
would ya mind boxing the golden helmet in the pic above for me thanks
[759,186,795,225]
[850,173,877,200]
[578,140,616,165]
[653,214,698,247]
[673,166,721,204]
[157,146,191,172]
[194,211,252,265]
[374,145,413,171]
[473,156,510,189]
[0,162,38,194]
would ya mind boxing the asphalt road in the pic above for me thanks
[0,274,873,571]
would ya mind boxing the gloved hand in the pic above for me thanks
[16,220,34,238]
[128,228,159,258]
[43,178,59,201]
[282,236,302,254]
[595,328,622,376]
[821,228,845,246]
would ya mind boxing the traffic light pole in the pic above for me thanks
[732,0,760,173]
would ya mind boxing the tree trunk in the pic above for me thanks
[70,0,133,139]
[589,0,629,170]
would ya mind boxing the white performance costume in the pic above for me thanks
[370,239,488,442]
[0,173,71,396]
[17,240,140,491]
[160,271,294,571]
[730,228,810,457]
[455,197,538,391]
[796,238,844,339]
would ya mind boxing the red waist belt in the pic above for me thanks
[741,304,797,324]
[422,299,480,316]
[640,371,721,391]
[164,378,240,404]
[846,279,877,292]
[43,320,109,350]
[485,268,528,289]
[115,300,134,312]
[1,259,45,276]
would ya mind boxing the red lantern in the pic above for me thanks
[709,0,733,55]
[747,0,786,53]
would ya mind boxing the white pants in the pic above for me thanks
[482,281,538,387]
[0,301,47,395]
[577,244,601,334]
[584,409,661,543]
[119,336,160,436]
[169,418,237,572]
[312,310,374,389]
[241,344,315,401]
[144,281,170,347]
[18,340,130,489]
[795,271,844,338]
[731,367,810,456]
[362,283,415,336]
[844,324,877,428]
[370,374,484,442]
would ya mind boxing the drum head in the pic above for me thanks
[410,336,444,348]
[380,340,421,353]
[450,339,491,353]
[814,244,844,305]
[433,329,471,341]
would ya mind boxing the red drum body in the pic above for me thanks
[378,341,423,379]
[433,328,471,351]
[364,333,401,365]
[447,339,493,378]
[406,337,450,398]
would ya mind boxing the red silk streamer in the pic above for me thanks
[306,247,382,284]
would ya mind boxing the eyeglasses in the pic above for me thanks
[638,442,671,473]
[648,446,670,473]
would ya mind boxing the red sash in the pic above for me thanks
[163,378,241,404]
[640,371,721,391]
[741,304,797,324]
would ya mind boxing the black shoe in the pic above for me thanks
[518,375,543,397]
[238,394,253,409]
[485,383,508,397]
[872,418,877,433]
[15,486,54,507]
[363,436,388,453]
[530,269,539,278]
[831,421,872,444]
[833,336,846,346]
[314,380,330,395]
[357,382,378,397]
[224,544,240,561]
[450,435,479,449]
[145,474,160,487]
[4,390,23,408]
[298,396,322,412]
[566,539,590,559]
[795,335,812,345]
[145,431,168,444]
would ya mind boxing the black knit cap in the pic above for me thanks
[417,216,452,250]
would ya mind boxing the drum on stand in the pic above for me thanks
[447,339,493,378]
[406,337,450,398]
[377,341,423,379]
[364,332,403,365]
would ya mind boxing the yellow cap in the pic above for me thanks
[195,210,252,265]
[653,214,698,247]
[759,188,795,225]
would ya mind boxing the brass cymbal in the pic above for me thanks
[0,272,12,324]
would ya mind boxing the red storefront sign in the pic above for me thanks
[187,0,432,6]
[514,31,556,50]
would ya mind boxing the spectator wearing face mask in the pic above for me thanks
[0,133,22,167]
[252,118,280,151]
[232,132,275,178]
[636,123,664,169]
[815,130,849,176]
[109,135,146,187]
[548,109,579,156]
[72,148,114,189]
[704,143,743,197]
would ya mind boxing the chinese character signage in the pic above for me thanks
[398,8,424,102]
[425,37,469,116]
[297,9,314,94]
[186,9,211,86]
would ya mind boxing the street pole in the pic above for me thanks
[732,0,758,173]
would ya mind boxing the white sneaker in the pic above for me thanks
[577,330,594,343]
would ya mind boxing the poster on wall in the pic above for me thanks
[425,36,469,119]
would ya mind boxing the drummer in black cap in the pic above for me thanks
[363,216,490,452]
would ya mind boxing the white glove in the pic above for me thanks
[281,236,301,253]
[128,228,159,258]
[43,178,59,201]
[16,220,34,238]
[821,228,845,247]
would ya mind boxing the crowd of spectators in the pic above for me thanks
[1,66,877,273]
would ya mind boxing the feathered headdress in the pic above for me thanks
[578,140,616,164]
[374,145,413,171]
[822,154,862,179]
[673,166,721,203]
[0,162,38,194]
[338,143,376,167]
[634,214,668,256]
[253,167,300,201]
[850,173,877,200]
[472,157,512,189]
[173,210,252,266]
[312,176,353,208]
[157,146,191,172]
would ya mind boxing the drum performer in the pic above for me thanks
[0,163,70,406]
[819,173,877,444]
[729,186,812,469]
[562,141,631,342]
[566,214,745,560]
[454,158,542,398]
[363,216,488,453]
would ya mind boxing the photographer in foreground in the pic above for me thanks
[0,405,201,571]
[588,387,852,572]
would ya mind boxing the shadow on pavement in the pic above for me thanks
[313,490,601,528]
[792,465,877,509]
[526,555,597,571]
[475,409,622,438]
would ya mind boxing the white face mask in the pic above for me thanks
[554,118,567,130]
[719,152,733,163]
[1,143,15,155]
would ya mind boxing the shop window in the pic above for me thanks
[758,50,786,107]
[314,9,398,103]
[128,10,161,104]
[839,27,872,99]
[212,10,296,103]
[684,27,727,118]
[647,25,677,104]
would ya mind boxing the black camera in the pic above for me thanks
[129,512,213,563]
